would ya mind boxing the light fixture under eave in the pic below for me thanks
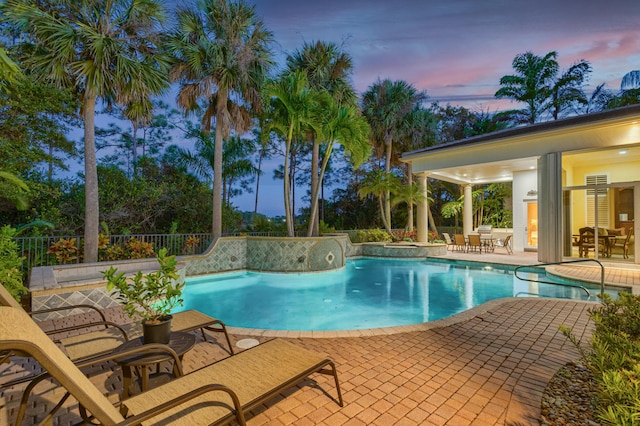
[619,150,628,155]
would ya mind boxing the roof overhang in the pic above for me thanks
[402,105,640,185]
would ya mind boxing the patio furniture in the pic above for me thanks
[578,227,611,258]
[59,309,235,362]
[610,229,633,259]
[114,331,196,399]
[442,233,455,250]
[0,283,234,364]
[467,234,483,253]
[453,234,467,252]
[494,235,513,255]
[1,306,342,426]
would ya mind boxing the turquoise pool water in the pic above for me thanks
[178,258,618,331]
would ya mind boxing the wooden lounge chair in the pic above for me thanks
[0,306,343,425]
[0,284,234,362]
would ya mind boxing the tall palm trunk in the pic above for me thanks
[384,138,393,234]
[83,94,99,263]
[407,163,413,232]
[307,141,333,237]
[212,89,227,239]
[253,150,264,217]
[283,123,295,236]
[131,123,138,177]
[307,138,320,236]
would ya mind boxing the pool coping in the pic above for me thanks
[225,296,600,338]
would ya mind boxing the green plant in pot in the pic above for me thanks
[104,248,184,344]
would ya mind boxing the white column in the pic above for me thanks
[416,174,428,242]
[464,184,473,237]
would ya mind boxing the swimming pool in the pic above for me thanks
[178,258,618,331]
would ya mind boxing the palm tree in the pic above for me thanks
[286,41,356,236]
[167,0,273,239]
[265,71,321,236]
[358,169,401,234]
[362,79,427,232]
[307,99,370,236]
[174,131,258,209]
[495,51,559,124]
[549,60,591,120]
[2,0,169,262]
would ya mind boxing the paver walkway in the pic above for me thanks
[2,255,640,425]
[0,298,594,425]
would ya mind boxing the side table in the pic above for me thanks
[113,331,196,399]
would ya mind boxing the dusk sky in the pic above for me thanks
[252,0,640,110]
[231,0,640,216]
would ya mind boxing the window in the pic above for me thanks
[586,174,609,228]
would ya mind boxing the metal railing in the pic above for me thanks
[15,233,213,274]
[514,259,605,299]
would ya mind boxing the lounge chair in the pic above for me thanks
[0,284,234,362]
[0,306,343,425]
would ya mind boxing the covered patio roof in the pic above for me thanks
[401,104,640,184]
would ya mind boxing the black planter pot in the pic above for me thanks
[142,315,172,344]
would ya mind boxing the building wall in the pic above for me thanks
[512,170,538,252]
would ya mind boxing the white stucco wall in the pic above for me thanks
[512,170,538,252]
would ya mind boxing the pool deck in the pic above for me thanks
[2,253,640,425]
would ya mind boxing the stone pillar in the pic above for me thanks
[416,174,429,242]
[464,184,473,237]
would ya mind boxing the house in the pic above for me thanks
[401,104,640,264]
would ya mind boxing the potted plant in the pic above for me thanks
[103,248,184,344]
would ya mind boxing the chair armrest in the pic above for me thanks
[29,304,108,322]
[75,343,184,376]
[44,321,130,343]
[119,384,247,426]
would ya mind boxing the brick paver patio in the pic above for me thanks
[2,255,639,425]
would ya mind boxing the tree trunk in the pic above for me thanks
[254,150,264,217]
[283,123,295,237]
[132,123,138,177]
[307,141,334,237]
[384,139,393,234]
[83,94,99,263]
[307,138,320,236]
[407,163,414,232]
[212,90,227,239]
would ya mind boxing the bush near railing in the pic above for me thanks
[15,233,213,275]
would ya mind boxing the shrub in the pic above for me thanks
[182,236,200,255]
[561,292,640,425]
[47,237,79,264]
[354,229,392,243]
[0,226,28,301]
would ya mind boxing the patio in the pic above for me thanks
[2,255,639,425]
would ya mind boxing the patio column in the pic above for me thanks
[538,152,563,262]
[416,173,429,242]
[464,184,473,237]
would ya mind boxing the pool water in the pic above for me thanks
[177,258,618,331]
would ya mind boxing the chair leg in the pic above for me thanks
[204,322,235,355]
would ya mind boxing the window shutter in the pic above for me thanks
[586,174,609,228]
